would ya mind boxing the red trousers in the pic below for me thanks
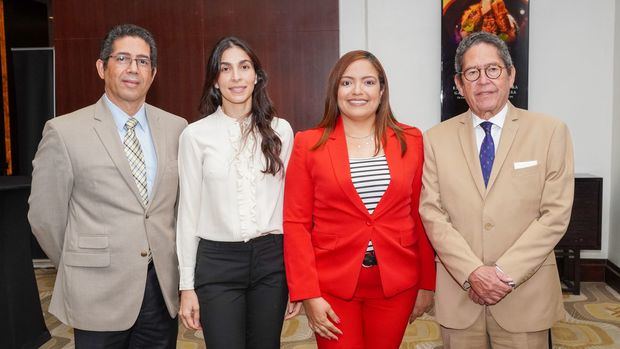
[316,266,418,349]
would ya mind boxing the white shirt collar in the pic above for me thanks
[471,103,508,129]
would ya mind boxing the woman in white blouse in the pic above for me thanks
[176,36,297,349]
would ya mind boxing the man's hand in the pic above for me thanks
[468,288,485,305]
[302,297,343,340]
[179,290,202,330]
[495,266,515,287]
[409,289,434,323]
[467,266,512,305]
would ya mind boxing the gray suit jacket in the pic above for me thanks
[28,97,187,331]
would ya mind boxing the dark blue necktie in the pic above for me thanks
[479,121,495,187]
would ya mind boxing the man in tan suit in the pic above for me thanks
[28,24,186,348]
[420,31,574,348]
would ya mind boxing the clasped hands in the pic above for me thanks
[467,265,514,305]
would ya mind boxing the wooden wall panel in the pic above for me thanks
[53,0,338,130]
[53,39,101,114]
[53,0,206,122]
[203,0,338,129]
[1,0,11,174]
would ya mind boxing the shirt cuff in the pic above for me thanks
[495,264,516,288]
[179,266,195,290]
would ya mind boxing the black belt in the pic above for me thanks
[362,250,377,267]
[200,234,280,250]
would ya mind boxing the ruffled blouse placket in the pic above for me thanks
[228,117,259,242]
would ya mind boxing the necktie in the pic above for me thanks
[479,121,495,187]
[123,118,149,206]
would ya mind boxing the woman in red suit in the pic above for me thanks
[283,50,436,348]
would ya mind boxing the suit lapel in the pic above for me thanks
[370,129,404,218]
[326,118,371,217]
[145,104,165,207]
[457,113,486,198]
[486,104,520,191]
[92,97,145,208]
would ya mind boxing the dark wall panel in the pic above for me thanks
[11,48,54,176]
[53,0,338,131]
[2,0,51,175]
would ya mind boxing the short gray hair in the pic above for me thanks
[454,31,512,76]
[99,24,157,69]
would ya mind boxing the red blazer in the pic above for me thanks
[284,117,436,302]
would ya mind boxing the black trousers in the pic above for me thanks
[195,234,288,349]
[74,263,178,349]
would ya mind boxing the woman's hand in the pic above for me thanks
[284,299,302,320]
[409,289,434,323]
[302,297,343,340]
[179,290,202,330]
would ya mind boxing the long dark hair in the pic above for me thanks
[199,36,283,175]
[312,50,407,156]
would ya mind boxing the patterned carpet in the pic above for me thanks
[35,269,619,348]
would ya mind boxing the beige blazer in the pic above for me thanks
[419,103,574,332]
[28,97,187,331]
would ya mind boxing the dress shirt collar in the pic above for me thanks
[471,103,508,129]
[103,93,148,132]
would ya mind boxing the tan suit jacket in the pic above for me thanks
[419,103,574,332]
[28,97,187,331]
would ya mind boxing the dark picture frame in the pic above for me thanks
[441,0,529,120]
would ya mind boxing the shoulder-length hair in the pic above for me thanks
[312,50,407,156]
[198,36,283,175]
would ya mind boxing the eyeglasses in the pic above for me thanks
[459,64,507,82]
[108,54,152,69]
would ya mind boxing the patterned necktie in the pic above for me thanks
[123,118,148,206]
[479,121,495,187]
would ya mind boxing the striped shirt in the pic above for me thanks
[350,155,391,252]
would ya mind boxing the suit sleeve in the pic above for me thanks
[173,118,189,223]
[283,132,321,301]
[419,132,484,288]
[495,122,574,286]
[176,128,202,290]
[28,121,73,267]
[411,133,436,291]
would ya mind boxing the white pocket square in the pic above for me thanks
[513,160,538,169]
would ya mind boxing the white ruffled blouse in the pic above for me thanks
[176,107,294,290]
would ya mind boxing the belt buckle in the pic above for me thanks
[362,250,377,268]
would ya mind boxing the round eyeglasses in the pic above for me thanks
[459,65,507,82]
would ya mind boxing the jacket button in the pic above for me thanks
[484,223,493,230]
[366,220,372,226]
[145,214,150,219]
[140,251,148,257]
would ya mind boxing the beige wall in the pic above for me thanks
[610,0,620,266]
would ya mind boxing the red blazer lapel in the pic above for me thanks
[372,128,405,218]
[326,118,371,217]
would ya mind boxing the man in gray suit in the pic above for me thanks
[28,24,187,348]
